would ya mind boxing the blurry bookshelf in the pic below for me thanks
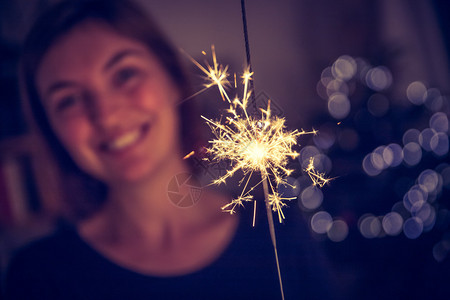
[0,0,63,275]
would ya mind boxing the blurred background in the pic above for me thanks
[1,0,450,299]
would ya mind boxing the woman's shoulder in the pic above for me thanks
[9,224,80,266]
[5,225,86,286]
[3,224,85,299]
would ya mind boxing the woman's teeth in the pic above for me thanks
[107,130,141,151]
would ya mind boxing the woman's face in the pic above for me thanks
[36,21,183,184]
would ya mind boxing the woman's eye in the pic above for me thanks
[55,93,82,113]
[114,67,141,87]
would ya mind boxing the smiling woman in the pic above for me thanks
[18,0,201,220]
[3,0,335,299]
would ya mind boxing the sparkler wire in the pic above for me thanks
[240,0,257,109]
[263,177,285,300]
[240,1,285,299]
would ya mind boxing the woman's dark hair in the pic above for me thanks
[21,0,199,220]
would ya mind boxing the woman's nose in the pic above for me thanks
[88,91,124,129]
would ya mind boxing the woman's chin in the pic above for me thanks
[96,161,157,186]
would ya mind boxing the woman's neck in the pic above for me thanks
[81,156,226,245]
[107,157,191,231]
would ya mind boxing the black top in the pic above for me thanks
[4,207,335,300]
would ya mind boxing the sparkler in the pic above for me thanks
[181,5,331,300]
[183,45,330,300]
[184,45,325,221]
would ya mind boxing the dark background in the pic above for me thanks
[1,1,450,299]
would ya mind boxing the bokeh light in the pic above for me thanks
[424,88,444,112]
[327,79,349,97]
[403,217,424,239]
[429,112,449,133]
[385,143,403,167]
[382,212,404,236]
[433,239,450,262]
[406,81,427,105]
[414,203,436,231]
[300,185,323,210]
[299,145,321,168]
[431,133,449,156]
[418,169,440,194]
[392,201,410,220]
[371,148,387,170]
[331,55,357,81]
[402,129,421,145]
[320,66,333,86]
[310,153,333,174]
[364,66,392,91]
[311,211,333,234]
[402,142,422,166]
[362,153,382,176]
[328,92,351,119]
[359,214,382,238]
[419,128,437,151]
[327,219,349,242]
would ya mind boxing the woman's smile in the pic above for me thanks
[100,121,151,154]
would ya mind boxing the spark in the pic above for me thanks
[183,151,195,160]
[304,157,333,188]
[180,45,231,103]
